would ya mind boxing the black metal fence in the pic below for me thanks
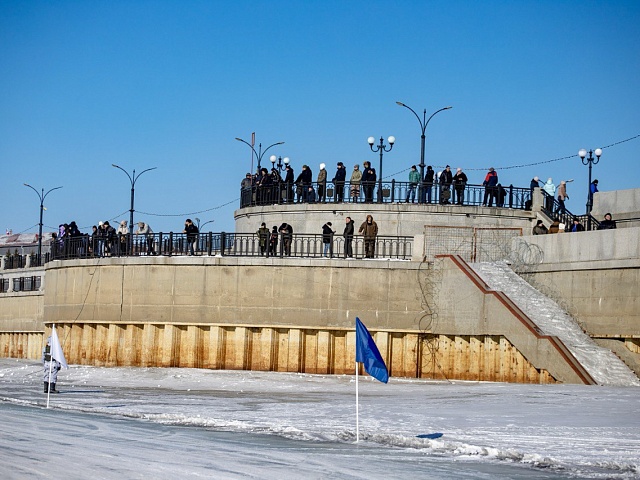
[540,191,600,230]
[48,232,413,261]
[240,181,532,210]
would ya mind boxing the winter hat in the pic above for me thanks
[533,176,539,181]
[456,168,462,172]
[98,221,104,226]
[320,163,326,169]
[561,180,566,184]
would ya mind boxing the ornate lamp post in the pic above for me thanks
[269,155,290,173]
[235,137,284,171]
[367,136,395,203]
[396,102,452,203]
[112,164,157,252]
[578,148,602,215]
[23,184,63,262]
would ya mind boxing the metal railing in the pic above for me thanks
[240,181,533,210]
[48,232,413,261]
[540,191,600,230]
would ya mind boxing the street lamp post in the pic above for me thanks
[112,164,157,252]
[396,102,452,203]
[578,148,602,226]
[269,155,290,173]
[194,218,215,231]
[235,137,284,171]
[367,136,395,203]
[23,184,63,262]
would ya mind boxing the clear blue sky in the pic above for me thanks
[2,0,639,235]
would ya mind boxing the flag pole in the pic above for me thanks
[46,324,54,408]
[356,359,359,443]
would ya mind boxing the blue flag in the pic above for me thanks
[355,317,389,383]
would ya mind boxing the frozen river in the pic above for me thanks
[1,359,639,479]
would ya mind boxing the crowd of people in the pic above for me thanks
[49,218,204,258]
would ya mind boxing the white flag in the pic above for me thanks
[50,325,68,369]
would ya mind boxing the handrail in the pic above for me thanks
[240,180,533,210]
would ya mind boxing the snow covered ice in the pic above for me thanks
[1,358,639,479]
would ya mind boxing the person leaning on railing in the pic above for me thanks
[135,221,155,255]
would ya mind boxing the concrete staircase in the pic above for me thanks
[470,261,640,386]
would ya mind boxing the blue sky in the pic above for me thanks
[1,0,639,235]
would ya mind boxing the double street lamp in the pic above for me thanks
[235,137,284,172]
[396,102,452,203]
[578,148,602,216]
[269,155,290,173]
[112,164,157,251]
[23,184,63,261]
[368,136,395,203]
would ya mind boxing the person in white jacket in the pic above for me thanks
[542,178,556,212]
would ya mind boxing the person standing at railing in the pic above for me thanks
[135,221,155,255]
[284,164,295,203]
[350,164,362,201]
[482,167,498,206]
[542,178,556,212]
[317,163,327,203]
[570,217,585,232]
[422,166,435,203]
[279,223,293,256]
[256,222,269,256]
[361,161,376,203]
[556,180,569,215]
[322,222,335,257]
[102,221,116,257]
[439,165,453,205]
[343,216,354,258]
[241,173,253,206]
[332,162,346,202]
[359,215,378,259]
[295,165,312,203]
[406,165,420,203]
[452,168,468,205]
[183,219,199,256]
[268,226,278,256]
[116,220,129,256]
[257,167,272,205]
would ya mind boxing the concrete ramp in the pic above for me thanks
[470,262,639,386]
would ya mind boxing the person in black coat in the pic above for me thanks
[295,165,313,203]
[439,165,453,204]
[452,168,468,205]
[422,166,435,203]
[361,161,376,203]
[284,165,295,203]
[279,223,293,255]
[343,216,355,258]
[332,162,346,202]
[597,213,617,230]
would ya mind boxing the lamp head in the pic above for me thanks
[367,136,375,146]
[388,136,396,145]
[270,155,277,164]
[595,148,602,158]
[283,157,290,165]
[578,148,587,159]
[396,101,406,107]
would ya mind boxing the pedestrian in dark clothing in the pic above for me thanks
[284,165,295,203]
[257,222,269,256]
[482,168,499,206]
[452,168,467,205]
[183,218,199,255]
[597,213,617,230]
[343,216,354,258]
[361,161,376,203]
[269,226,278,256]
[570,218,585,232]
[279,223,293,256]
[295,165,313,203]
[332,162,346,202]
[439,165,453,204]
[422,166,435,203]
[532,220,548,235]
[321,222,335,257]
